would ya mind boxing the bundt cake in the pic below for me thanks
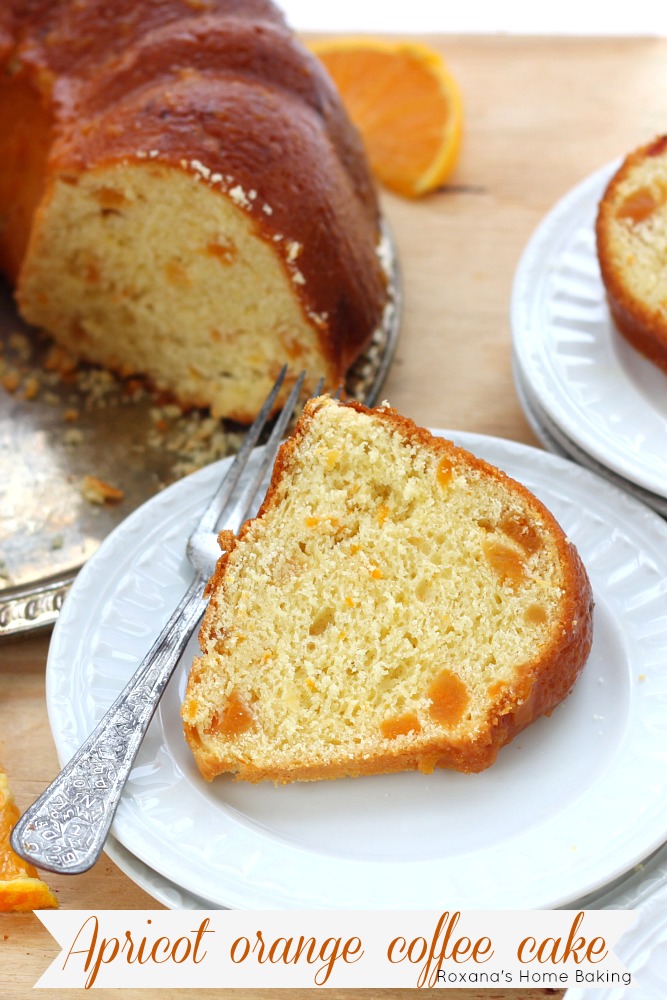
[597,135,667,374]
[0,1,389,422]
[181,397,594,784]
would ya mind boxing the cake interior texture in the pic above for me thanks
[18,164,326,421]
[182,398,593,783]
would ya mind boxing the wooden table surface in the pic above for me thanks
[4,32,667,1000]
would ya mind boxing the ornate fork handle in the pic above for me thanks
[12,370,310,876]
[11,573,207,875]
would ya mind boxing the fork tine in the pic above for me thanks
[196,365,288,535]
[222,370,307,532]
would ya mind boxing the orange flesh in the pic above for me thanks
[0,782,38,882]
[0,772,58,911]
[312,43,461,197]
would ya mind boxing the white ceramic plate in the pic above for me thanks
[104,826,667,915]
[511,161,667,499]
[512,353,667,518]
[566,882,667,1000]
[104,835,213,910]
[47,433,667,910]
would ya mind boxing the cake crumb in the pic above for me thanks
[189,158,211,180]
[23,375,39,400]
[286,241,302,262]
[63,428,84,446]
[1,327,241,491]
[2,370,20,393]
[228,185,250,209]
[8,331,31,359]
[44,344,77,375]
[81,475,124,505]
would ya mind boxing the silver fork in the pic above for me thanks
[11,367,311,876]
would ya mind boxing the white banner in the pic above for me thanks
[34,908,636,990]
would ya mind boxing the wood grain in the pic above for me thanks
[4,32,667,999]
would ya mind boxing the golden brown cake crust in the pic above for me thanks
[596,135,667,373]
[0,1,388,405]
[47,74,384,376]
[187,399,594,783]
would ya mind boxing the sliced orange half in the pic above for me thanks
[310,37,463,198]
[0,768,58,912]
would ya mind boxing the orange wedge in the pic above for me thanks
[0,768,58,912]
[310,37,463,198]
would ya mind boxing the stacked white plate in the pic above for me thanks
[511,161,667,519]
[510,161,667,993]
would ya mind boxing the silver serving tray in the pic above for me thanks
[0,224,401,640]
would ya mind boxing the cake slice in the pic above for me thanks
[181,398,593,783]
[596,135,667,373]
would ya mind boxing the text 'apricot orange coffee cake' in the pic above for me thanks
[0,0,389,421]
[181,398,594,783]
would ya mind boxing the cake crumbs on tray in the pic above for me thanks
[81,475,125,505]
[7,330,31,359]
[63,428,84,447]
[22,375,39,400]
[148,405,244,480]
